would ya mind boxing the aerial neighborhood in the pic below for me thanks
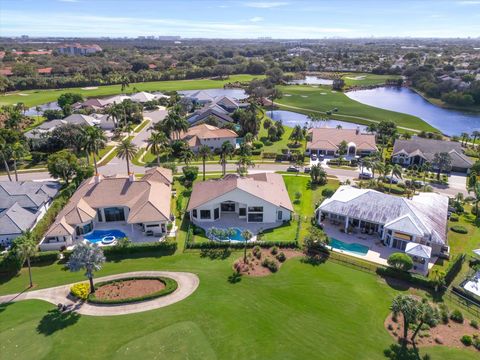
[0,2,480,358]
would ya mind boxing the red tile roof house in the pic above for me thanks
[180,124,238,151]
[187,173,294,234]
[39,167,173,251]
[306,128,377,157]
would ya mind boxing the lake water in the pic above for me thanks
[25,101,62,116]
[268,110,367,131]
[288,76,333,85]
[345,87,480,136]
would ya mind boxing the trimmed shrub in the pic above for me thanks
[253,141,264,149]
[450,309,464,323]
[252,246,262,259]
[88,276,177,304]
[321,188,335,198]
[460,335,472,346]
[470,319,478,329]
[449,214,459,222]
[70,283,90,300]
[261,258,278,272]
[387,253,413,272]
[450,225,468,234]
[30,251,59,264]
[276,252,286,262]
[270,246,278,255]
[186,240,298,250]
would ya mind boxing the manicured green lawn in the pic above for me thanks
[0,74,264,107]
[447,206,480,256]
[258,111,306,154]
[0,253,477,360]
[341,73,402,87]
[276,85,438,132]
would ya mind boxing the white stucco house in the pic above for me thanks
[316,186,450,272]
[187,173,293,227]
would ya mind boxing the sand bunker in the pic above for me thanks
[345,75,366,80]
[81,86,99,90]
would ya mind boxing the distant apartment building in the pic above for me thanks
[56,43,102,56]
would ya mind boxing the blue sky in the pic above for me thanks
[1,0,479,38]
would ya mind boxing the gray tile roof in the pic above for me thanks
[188,108,234,125]
[0,203,38,235]
[393,137,473,169]
[0,181,60,210]
[318,186,448,245]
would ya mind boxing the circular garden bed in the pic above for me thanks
[87,276,178,304]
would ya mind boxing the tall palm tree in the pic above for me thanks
[10,142,29,181]
[147,131,168,166]
[197,145,212,181]
[116,138,138,175]
[241,229,253,262]
[0,138,12,181]
[419,162,430,192]
[67,242,106,294]
[460,132,469,147]
[106,104,121,129]
[120,73,130,92]
[15,231,37,288]
[391,295,419,346]
[219,141,234,176]
[82,127,107,174]
[471,130,480,148]
[163,106,188,141]
[179,147,194,165]
[388,164,403,193]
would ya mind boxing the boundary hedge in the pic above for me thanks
[186,240,298,250]
[87,276,178,304]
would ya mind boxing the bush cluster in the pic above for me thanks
[70,283,90,300]
[450,309,464,323]
[186,240,298,250]
[88,276,177,304]
[449,214,459,222]
[276,252,286,262]
[450,225,468,234]
[261,258,278,272]
[252,246,262,259]
[460,335,472,346]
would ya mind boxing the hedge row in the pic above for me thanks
[0,250,60,273]
[88,276,178,304]
[376,267,434,289]
[186,240,298,250]
[63,241,177,261]
[444,253,465,285]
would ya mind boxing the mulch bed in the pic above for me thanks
[94,279,165,301]
[234,248,302,277]
[385,312,479,350]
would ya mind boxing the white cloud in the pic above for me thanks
[250,16,264,22]
[457,1,480,4]
[244,2,288,8]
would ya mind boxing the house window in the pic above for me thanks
[214,208,220,219]
[97,209,103,222]
[277,211,282,221]
[200,210,211,219]
[248,206,263,212]
[104,207,125,222]
[221,202,235,212]
[392,238,408,251]
[192,209,197,218]
[248,213,263,222]
[239,208,246,216]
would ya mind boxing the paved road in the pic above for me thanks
[0,271,199,316]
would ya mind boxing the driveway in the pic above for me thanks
[0,271,199,316]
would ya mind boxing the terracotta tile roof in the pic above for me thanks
[307,128,377,152]
[187,173,293,212]
[181,124,237,142]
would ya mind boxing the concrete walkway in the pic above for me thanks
[0,271,199,316]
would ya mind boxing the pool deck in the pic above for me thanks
[322,223,436,275]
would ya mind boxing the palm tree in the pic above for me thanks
[460,132,469,147]
[120,73,130,92]
[289,125,305,146]
[67,242,106,294]
[163,106,188,141]
[237,155,254,175]
[241,229,253,263]
[116,138,138,175]
[243,132,253,144]
[472,183,480,220]
[472,130,480,148]
[14,231,37,288]
[106,104,121,129]
[432,152,452,180]
[411,302,438,344]
[147,131,168,166]
[82,127,107,174]
[10,142,29,181]
[388,164,403,193]
[391,294,419,346]
[219,141,234,176]
[366,123,377,134]
[179,147,194,165]
[0,137,12,181]
[419,162,430,192]
[197,145,212,181]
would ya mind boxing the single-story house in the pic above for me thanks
[0,181,60,245]
[187,173,293,225]
[25,119,66,139]
[40,167,173,251]
[306,128,377,157]
[187,108,235,126]
[316,186,449,271]
[180,124,238,151]
[63,114,99,126]
[211,95,248,112]
[392,137,473,173]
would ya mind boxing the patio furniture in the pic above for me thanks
[145,230,154,237]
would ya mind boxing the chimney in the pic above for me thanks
[356,126,360,135]
[94,173,101,184]
[129,172,135,182]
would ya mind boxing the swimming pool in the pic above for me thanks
[208,228,246,242]
[84,229,126,245]
[330,238,369,256]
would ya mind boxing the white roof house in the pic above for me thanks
[130,91,157,103]
[317,186,449,262]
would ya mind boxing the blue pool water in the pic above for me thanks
[212,228,246,242]
[330,238,369,256]
[84,229,126,244]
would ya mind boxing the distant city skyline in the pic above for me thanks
[1,0,480,39]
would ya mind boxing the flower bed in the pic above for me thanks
[88,276,177,304]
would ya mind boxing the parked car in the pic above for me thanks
[359,171,373,179]
[304,167,311,173]
[287,166,300,172]
[310,154,318,161]
[385,175,399,184]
